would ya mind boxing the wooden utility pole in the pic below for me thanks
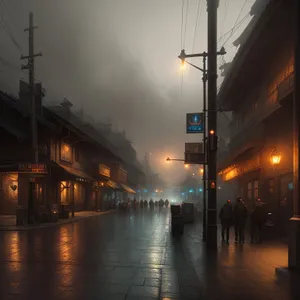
[290,0,300,269]
[206,0,218,249]
[21,12,42,164]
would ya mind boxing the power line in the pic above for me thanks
[221,0,249,47]
[0,2,23,53]
[181,0,184,49]
[192,0,204,53]
[218,0,228,46]
[183,0,190,49]
[217,12,250,45]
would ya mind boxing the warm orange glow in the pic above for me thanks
[180,61,187,71]
[271,154,281,165]
[155,189,159,193]
[209,130,215,135]
[64,145,70,152]
[200,168,204,174]
[185,164,189,169]
[223,168,238,181]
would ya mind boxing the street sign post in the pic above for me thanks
[184,142,205,164]
[184,153,205,165]
[186,113,204,133]
[185,142,203,154]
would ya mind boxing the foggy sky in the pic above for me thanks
[0,0,255,184]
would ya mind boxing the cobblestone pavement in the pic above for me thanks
[0,208,298,300]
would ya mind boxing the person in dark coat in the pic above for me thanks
[219,200,234,243]
[234,197,248,243]
[250,199,267,243]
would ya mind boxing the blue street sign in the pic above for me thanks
[186,112,204,134]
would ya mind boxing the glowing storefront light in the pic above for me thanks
[223,168,238,181]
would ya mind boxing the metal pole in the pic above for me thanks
[206,0,218,249]
[288,0,300,270]
[202,55,207,242]
[29,13,38,164]
[293,0,300,219]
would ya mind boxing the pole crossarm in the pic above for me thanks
[166,157,185,162]
[178,47,226,61]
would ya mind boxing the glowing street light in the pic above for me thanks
[185,164,189,169]
[200,168,204,174]
[270,149,281,166]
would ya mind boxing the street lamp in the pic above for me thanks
[178,46,226,244]
[270,149,282,166]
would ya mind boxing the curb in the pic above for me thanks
[0,210,115,232]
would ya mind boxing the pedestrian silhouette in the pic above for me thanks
[219,199,234,244]
[234,197,248,243]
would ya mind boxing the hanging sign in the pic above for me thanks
[186,113,204,133]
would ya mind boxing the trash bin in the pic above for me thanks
[171,214,184,236]
[171,204,181,215]
[182,202,194,223]
[16,206,28,225]
[170,205,184,236]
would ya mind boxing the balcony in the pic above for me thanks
[277,72,294,102]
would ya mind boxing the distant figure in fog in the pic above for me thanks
[159,199,164,207]
[149,198,154,209]
[250,199,267,243]
[219,200,234,243]
[234,197,248,243]
[165,199,169,207]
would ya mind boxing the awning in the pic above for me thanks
[120,183,136,194]
[58,163,96,182]
[106,180,122,190]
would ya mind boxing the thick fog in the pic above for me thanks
[0,0,255,184]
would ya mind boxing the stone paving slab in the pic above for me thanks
[0,208,298,300]
[0,210,114,231]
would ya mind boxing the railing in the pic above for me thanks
[277,72,294,101]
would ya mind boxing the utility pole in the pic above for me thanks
[178,46,224,244]
[206,0,218,249]
[290,0,300,270]
[202,55,207,242]
[21,12,42,164]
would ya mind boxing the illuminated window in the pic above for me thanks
[247,182,252,200]
[61,142,72,163]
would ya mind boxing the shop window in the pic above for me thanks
[254,180,259,199]
[61,142,72,163]
[247,182,252,200]
[268,178,275,194]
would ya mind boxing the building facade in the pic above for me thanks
[217,0,295,236]
[0,88,144,222]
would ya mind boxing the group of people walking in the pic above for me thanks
[119,198,169,210]
[219,197,267,244]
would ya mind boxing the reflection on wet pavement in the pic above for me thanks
[0,208,298,300]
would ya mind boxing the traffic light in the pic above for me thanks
[208,130,218,151]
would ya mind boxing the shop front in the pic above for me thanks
[55,163,96,214]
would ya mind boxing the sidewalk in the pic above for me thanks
[0,210,114,231]
[178,220,300,300]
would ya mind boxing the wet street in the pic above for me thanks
[0,208,298,300]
